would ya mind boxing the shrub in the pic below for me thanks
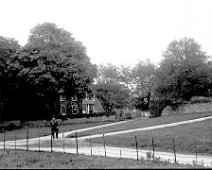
[146,151,154,161]
[190,96,212,104]
[149,98,171,117]
[68,112,107,119]
[125,113,132,119]
[0,120,22,131]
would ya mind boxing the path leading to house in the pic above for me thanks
[1,116,212,167]
[66,115,212,140]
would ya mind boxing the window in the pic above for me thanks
[60,94,66,101]
[72,95,77,101]
[86,94,93,101]
[72,104,78,114]
[88,95,93,100]
[61,106,66,115]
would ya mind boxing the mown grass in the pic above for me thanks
[88,118,212,156]
[69,112,212,137]
[0,149,205,169]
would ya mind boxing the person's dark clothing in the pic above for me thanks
[50,119,59,139]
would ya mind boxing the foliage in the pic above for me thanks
[0,36,21,120]
[129,59,156,111]
[149,97,171,117]
[94,81,130,114]
[96,62,157,112]
[96,63,120,83]
[132,59,156,97]
[190,96,212,104]
[132,95,150,111]
[0,22,97,121]
[153,37,210,101]
[68,112,114,119]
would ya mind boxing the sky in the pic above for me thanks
[1,0,212,66]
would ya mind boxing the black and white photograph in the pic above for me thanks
[0,0,212,169]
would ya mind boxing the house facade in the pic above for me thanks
[58,89,104,117]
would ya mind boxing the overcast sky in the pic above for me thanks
[1,0,212,66]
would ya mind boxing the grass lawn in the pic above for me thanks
[87,118,212,156]
[0,149,205,169]
[69,111,212,137]
[0,121,113,141]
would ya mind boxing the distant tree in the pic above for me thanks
[96,63,120,83]
[130,59,156,110]
[153,37,209,101]
[94,81,130,116]
[96,62,157,112]
[132,59,156,97]
[132,95,150,111]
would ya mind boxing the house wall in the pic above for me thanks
[59,91,104,116]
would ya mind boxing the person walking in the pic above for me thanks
[50,117,59,139]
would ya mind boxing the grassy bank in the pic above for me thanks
[86,117,212,156]
[69,112,212,137]
[0,150,204,169]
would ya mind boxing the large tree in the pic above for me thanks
[0,36,21,120]
[153,37,209,101]
[7,22,97,120]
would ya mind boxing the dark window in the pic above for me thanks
[61,106,66,115]
[72,105,78,114]
[72,95,77,101]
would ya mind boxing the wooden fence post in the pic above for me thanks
[89,134,92,156]
[38,128,40,152]
[3,131,6,150]
[172,139,176,163]
[76,131,78,154]
[103,133,106,157]
[119,136,122,158]
[26,130,29,151]
[135,136,139,161]
[51,134,53,152]
[15,131,16,152]
[152,137,155,158]
[194,139,198,163]
[63,132,65,153]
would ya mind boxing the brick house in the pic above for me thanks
[58,89,104,117]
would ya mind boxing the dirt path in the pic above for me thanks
[1,116,212,167]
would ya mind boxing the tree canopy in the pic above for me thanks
[94,81,130,114]
[153,37,209,101]
[0,22,97,120]
[0,36,21,119]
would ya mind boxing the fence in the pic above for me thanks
[0,129,212,167]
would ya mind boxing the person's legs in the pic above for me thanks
[56,130,59,139]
